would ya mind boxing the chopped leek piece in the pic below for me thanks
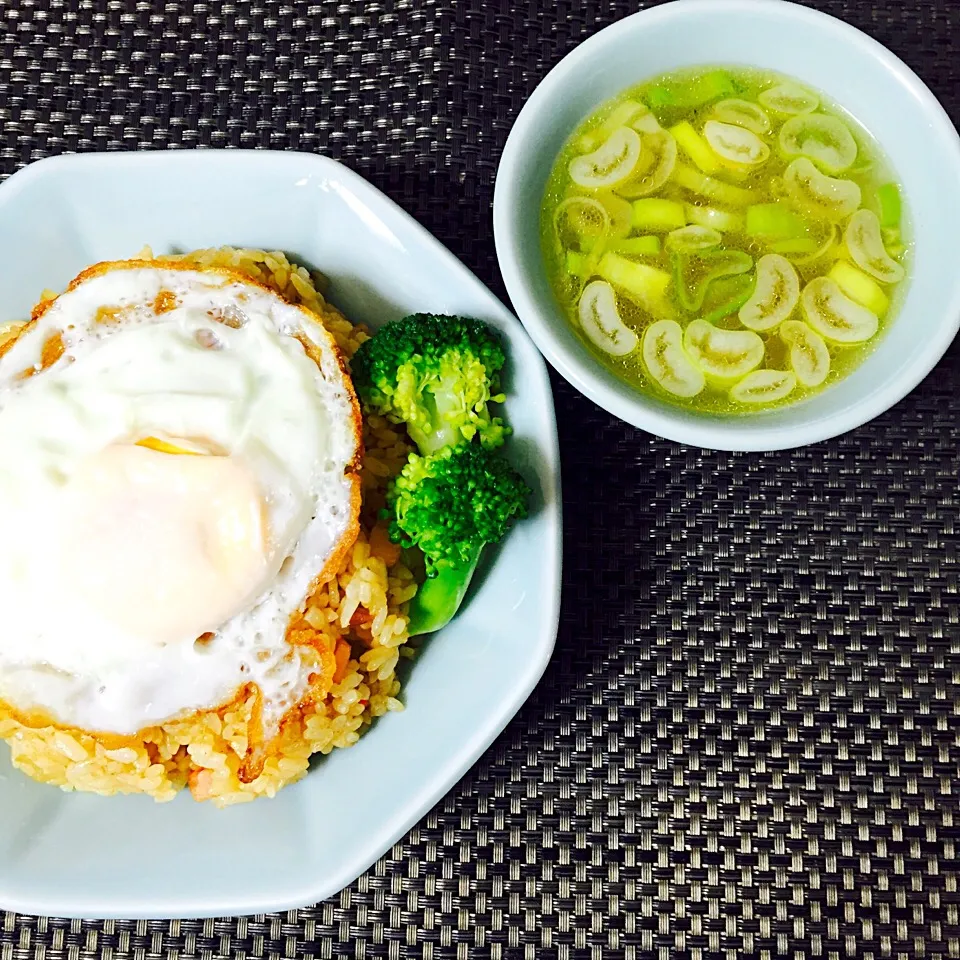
[631,198,687,232]
[828,261,890,316]
[802,276,879,343]
[554,196,612,252]
[684,319,765,380]
[673,162,757,206]
[578,280,639,356]
[565,250,591,276]
[569,127,643,189]
[877,182,902,228]
[730,369,797,404]
[779,114,858,174]
[608,235,662,256]
[769,238,819,255]
[701,274,756,325]
[597,252,675,317]
[666,225,722,253]
[745,203,809,240]
[711,99,771,136]
[615,129,678,198]
[845,209,905,284]
[780,320,831,387]
[784,158,861,222]
[642,319,705,397]
[670,121,721,174]
[577,100,651,153]
[739,254,800,331]
[758,82,819,116]
[685,203,744,233]
[673,248,753,313]
[703,121,771,167]
[647,70,736,110]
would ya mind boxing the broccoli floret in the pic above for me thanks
[351,313,509,454]
[386,443,531,635]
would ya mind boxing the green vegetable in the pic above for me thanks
[673,163,757,207]
[351,313,508,454]
[768,238,819,255]
[565,250,591,276]
[684,203,744,233]
[877,182,902,228]
[608,235,662,256]
[597,252,675,317]
[701,273,757,325]
[388,444,531,635]
[670,122,721,174]
[673,248,753,313]
[631,198,687,232]
[647,70,735,110]
[746,203,809,240]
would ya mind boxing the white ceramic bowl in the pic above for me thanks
[0,150,562,919]
[494,0,960,452]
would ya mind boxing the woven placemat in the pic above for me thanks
[2,0,959,957]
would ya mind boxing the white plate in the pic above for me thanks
[0,150,561,919]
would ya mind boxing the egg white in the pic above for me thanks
[0,261,361,745]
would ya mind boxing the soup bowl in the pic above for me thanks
[493,0,960,451]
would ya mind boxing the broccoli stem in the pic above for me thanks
[407,547,482,636]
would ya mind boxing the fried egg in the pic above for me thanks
[0,260,361,764]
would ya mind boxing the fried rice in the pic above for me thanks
[0,247,418,806]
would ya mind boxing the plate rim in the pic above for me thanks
[0,148,563,919]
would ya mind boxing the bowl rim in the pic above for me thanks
[0,148,563,919]
[493,0,960,452]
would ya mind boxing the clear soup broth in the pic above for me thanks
[541,66,910,413]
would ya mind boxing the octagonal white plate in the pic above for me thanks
[0,150,561,920]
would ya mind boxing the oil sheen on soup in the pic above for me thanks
[540,66,909,412]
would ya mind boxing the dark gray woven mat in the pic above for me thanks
[2,0,960,956]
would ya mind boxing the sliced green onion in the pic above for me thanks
[745,203,809,240]
[642,319,705,397]
[701,274,757,325]
[685,203,744,233]
[684,319,765,380]
[828,261,889,316]
[578,280,639,356]
[569,127,643,189]
[647,70,736,110]
[597,252,675,318]
[769,238,818,255]
[780,319,830,387]
[730,369,797,404]
[703,121,771,167]
[779,114,858,175]
[845,209,905,284]
[784,158,862,222]
[758,82,819,116]
[739,254,800,331]
[614,129,678,199]
[802,276,878,343]
[673,248,753,313]
[670,121,722,174]
[608,235,662,256]
[553,196,612,252]
[666,225,722,253]
[710,99,771,136]
[631,198,687,232]
[565,250,590,276]
[773,224,840,265]
[673,162,757,207]
[877,182,902,229]
[577,100,651,153]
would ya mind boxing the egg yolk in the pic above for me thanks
[57,443,269,648]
